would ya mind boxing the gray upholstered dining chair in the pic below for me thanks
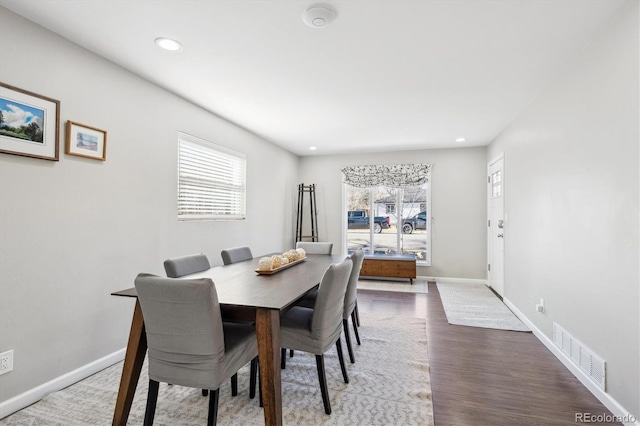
[164,253,210,278]
[295,250,365,363]
[284,241,333,360]
[134,273,259,426]
[341,250,365,362]
[295,241,333,254]
[279,257,353,415]
[163,253,258,399]
[221,246,253,265]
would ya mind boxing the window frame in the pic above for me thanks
[177,132,246,221]
[343,182,431,266]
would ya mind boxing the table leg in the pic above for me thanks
[112,300,147,426]
[256,308,282,426]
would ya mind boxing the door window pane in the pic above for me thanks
[491,170,502,198]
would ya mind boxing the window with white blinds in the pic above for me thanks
[177,132,246,221]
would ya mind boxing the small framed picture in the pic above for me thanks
[66,120,107,161]
[0,82,60,161]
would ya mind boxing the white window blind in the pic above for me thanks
[178,132,246,221]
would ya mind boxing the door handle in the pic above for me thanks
[497,234,504,238]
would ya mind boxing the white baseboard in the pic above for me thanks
[359,275,487,286]
[3,303,638,426]
[425,276,488,285]
[0,348,126,419]
[503,298,639,426]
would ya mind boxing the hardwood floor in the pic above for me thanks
[356,284,620,426]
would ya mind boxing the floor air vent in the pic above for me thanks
[552,322,606,391]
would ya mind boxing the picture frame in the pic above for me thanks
[0,82,60,161]
[66,120,107,161]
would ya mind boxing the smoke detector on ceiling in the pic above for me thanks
[303,4,337,29]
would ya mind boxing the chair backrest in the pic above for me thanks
[134,273,225,388]
[221,246,253,265]
[311,257,353,342]
[296,241,333,255]
[163,253,210,278]
[343,250,364,318]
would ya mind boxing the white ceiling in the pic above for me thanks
[0,0,630,156]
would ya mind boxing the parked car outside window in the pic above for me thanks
[402,211,426,234]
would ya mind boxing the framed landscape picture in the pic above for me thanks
[0,82,60,161]
[66,121,107,161]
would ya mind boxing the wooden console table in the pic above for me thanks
[360,253,416,283]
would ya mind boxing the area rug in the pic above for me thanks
[436,282,530,332]
[1,314,433,425]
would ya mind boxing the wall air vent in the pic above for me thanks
[552,322,606,390]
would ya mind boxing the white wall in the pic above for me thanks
[488,2,639,418]
[0,7,299,404]
[299,146,487,278]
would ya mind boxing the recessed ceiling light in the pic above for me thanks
[455,137,466,143]
[309,146,318,151]
[154,37,183,52]
[303,5,337,28]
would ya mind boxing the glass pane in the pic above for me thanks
[371,186,396,254]
[493,184,501,198]
[400,184,428,261]
[346,186,371,254]
[491,170,502,198]
[346,183,429,263]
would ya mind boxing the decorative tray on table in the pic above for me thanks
[255,257,307,275]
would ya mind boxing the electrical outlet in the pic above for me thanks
[0,350,14,375]
[535,298,545,313]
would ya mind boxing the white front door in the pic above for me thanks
[487,154,505,297]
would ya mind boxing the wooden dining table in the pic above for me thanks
[111,253,345,426]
